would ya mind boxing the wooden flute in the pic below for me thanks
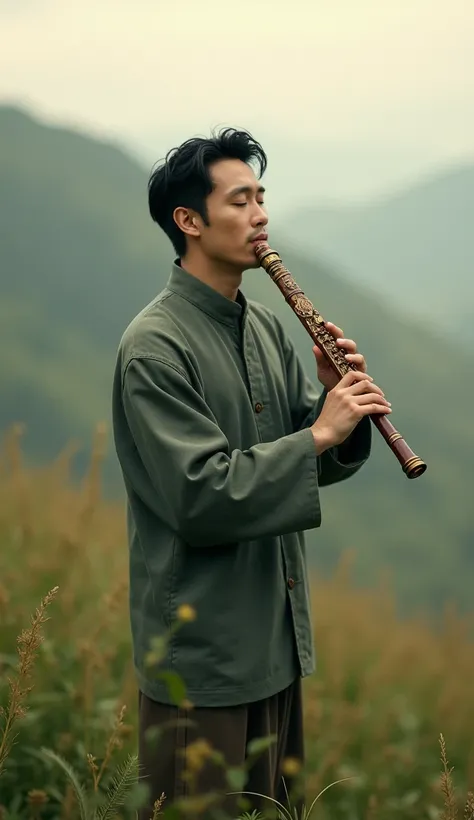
[254,242,427,480]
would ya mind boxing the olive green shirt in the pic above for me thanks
[112,260,371,707]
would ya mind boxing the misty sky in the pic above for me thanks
[1,0,472,213]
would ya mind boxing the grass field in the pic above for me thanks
[1,424,473,819]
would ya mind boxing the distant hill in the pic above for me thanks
[1,103,473,618]
[0,103,174,471]
[279,164,474,342]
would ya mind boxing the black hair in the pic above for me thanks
[147,127,268,257]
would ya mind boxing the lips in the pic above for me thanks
[251,234,268,243]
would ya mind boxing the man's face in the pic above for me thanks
[194,158,269,270]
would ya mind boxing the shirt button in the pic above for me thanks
[287,577,295,589]
[254,402,264,413]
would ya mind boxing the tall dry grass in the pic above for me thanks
[0,423,473,819]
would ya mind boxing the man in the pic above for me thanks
[111,127,391,817]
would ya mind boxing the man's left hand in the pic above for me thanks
[312,322,367,392]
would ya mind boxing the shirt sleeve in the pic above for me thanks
[121,355,323,547]
[279,323,372,487]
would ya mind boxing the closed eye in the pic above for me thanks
[233,200,265,207]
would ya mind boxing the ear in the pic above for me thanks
[173,207,201,239]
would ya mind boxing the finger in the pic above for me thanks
[353,392,391,407]
[346,378,385,397]
[325,321,344,339]
[355,402,392,416]
[344,353,366,370]
[336,337,357,353]
[338,370,372,388]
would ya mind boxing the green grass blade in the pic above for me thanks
[96,753,139,820]
[305,777,355,817]
[227,790,292,820]
[40,747,90,820]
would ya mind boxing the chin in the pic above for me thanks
[226,255,260,272]
[243,251,262,270]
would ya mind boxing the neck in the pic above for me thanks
[179,251,243,301]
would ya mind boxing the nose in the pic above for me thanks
[252,202,268,227]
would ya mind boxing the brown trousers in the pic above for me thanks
[138,677,305,819]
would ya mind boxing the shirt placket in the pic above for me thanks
[241,320,273,442]
[241,317,312,677]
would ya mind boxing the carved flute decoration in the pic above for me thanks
[254,242,427,479]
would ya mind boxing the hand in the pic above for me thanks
[311,370,391,454]
[313,322,367,391]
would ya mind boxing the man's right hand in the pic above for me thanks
[311,370,392,455]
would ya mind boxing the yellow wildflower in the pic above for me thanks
[27,791,49,807]
[281,757,302,777]
[177,604,196,622]
[183,738,213,771]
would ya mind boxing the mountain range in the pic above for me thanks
[1,103,472,618]
[278,163,473,342]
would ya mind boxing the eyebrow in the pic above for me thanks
[227,184,266,198]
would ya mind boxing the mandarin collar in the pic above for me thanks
[165,260,248,327]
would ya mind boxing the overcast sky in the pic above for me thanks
[1,0,472,211]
